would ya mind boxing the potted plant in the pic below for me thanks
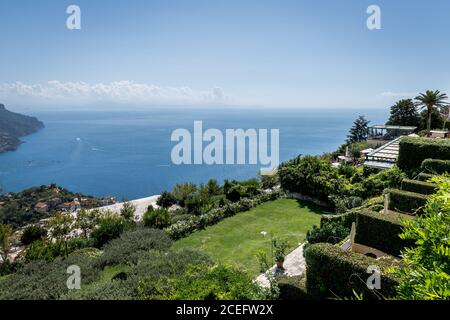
[272,238,289,269]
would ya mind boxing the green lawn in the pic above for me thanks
[172,198,324,276]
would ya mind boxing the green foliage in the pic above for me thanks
[143,206,171,229]
[223,179,262,202]
[421,158,450,175]
[417,172,435,182]
[272,238,289,262]
[304,243,399,299]
[387,189,428,215]
[419,108,445,132]
[398,137,450,172]
[0,224,13,262]
[396,176,450,300]
[354,210,415,256]
[156,191,177,208]
[0,184,101,228]
[165,190,280,240]
[358,166,406,198]
[142,264,269,300]
[386,99,420,127]
[199,179,222,197]
[172,183,197,207]
[277,275,313,300]
[347,115,370,144]
[306,220,350,245]
[91,214,127,248]
[260,174,279,189]
[415,90,448,135]
[0,254,101,300]
[279,155,344,203]
[401,179,438,195]
[95,227,172,269]
[120,201,136,221]
[20,224,47,245]
[25,237,94,262]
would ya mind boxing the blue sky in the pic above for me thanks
[0,0,449,109]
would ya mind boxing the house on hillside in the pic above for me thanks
[34,202,48,213]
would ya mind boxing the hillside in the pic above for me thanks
[0,104,44,153]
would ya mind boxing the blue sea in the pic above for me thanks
[0,107,387,199]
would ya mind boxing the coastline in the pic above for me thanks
[94,194,161,221]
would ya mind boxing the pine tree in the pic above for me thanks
[347,115,370,143]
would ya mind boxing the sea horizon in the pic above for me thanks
[0,107,388,199]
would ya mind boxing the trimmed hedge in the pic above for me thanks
[304,243,399,299]
[387,189,428,215]
[354,210,415,257]
[417,172,435,182]
[421,158,450,174]
[277,275,314,300]
[320,210,357,229]
[398,137,450,172]
[401,179,438,195]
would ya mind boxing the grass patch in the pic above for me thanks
[172,198,323,276]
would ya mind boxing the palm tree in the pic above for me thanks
[415,90,449,136]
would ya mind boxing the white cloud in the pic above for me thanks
[0,81,227,106]
[380,91,417,98]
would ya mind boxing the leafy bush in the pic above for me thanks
[421,158,450,175]
[395,176,450,300]
[401,179,438,195]
[0,254,101,300]
[359,166,406,198]
[91,215,127,248]
[304,243,399,299]
[398,137,450,172]
[387,189,428,215]
[20,224,47,245]
[306,221,350,245]
[95,227,172,269]
[278,155,344,203]
[143,207,171,229]
[141,264,270,300]
[156,191,177,208]
[277,275,313,300]
[354,210,415,257]
[172,183,197,207]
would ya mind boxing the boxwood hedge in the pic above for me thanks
[354,210,415,257]
[277,275,314,300]
[421,158,450,174]
[398,137,450,172]
[387,189,428,215]
[304,243,399,299]
[417,172,435,182]
[401,179,438,195]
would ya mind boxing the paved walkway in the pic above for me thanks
[255,243,307,287]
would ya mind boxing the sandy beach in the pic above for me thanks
[96,195,161,221]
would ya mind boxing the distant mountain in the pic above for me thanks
[0,104,44,153]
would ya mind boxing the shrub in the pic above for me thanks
[304,243,399,299]
[0,254,101,300]
[387,189,428,215]
[172,183,197,207]
[354,210,415,257]
[359,166,406,198]
[421,158,450,175]
[25,240,67,262]
[91,215,126,248]
[401,179,438,195]
[395,176,450,300]
[417,172,435,182]
[143,207,171,229]
[398,137,450,172]
[95,228,172,269]
[120,201,136,221]
[141,264,269,300]
[277,275,313,300]
[278,155,344,203]
[306,221,350,245]
[156,191,177,208]
[20,225,47,245]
